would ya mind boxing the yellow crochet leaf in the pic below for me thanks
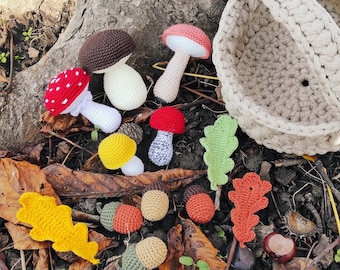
[16,192,99,264]
[199,115,238,190]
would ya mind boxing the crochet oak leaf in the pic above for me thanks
[16,192,99,264]
[228,172,272,248]
[199,115,238,190]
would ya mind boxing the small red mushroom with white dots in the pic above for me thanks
[44,67,122,133]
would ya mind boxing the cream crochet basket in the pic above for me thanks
[213,0,340,155]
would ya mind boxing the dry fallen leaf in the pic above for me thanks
[0,158,60,223]
[159,224,184,270]
[33,248,50,270]
[42,163,206,199]
[0,66,9,83]
[5,222,50,250]
[181,217,227,270]
[40,111,93,137]
[122,106,155,123]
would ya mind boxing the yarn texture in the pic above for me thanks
[213,0,340,155]
[16,192,99,264]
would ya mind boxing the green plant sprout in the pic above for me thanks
[199,114,238,190]
[217,230,227,243]
[0,51,10,63]
[22,27,33,42]
[91,125,100,141]
[335,249,340,263]
[14,55,25,61]
[179,256,210,270]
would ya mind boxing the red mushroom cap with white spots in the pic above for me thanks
[44,68,90,116]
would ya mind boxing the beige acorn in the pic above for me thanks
[141,181,169,221]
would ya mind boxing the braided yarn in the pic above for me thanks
[184,185,215,224]
[99,201,143,234]
[213,0,340,155]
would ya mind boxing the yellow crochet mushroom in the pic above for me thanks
[16,192,99,265]
[98,133,144,176]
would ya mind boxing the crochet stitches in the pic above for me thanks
[228,173,272,248]
[16,192,99,264]
[213,0,340,155]
[199,115,238,191]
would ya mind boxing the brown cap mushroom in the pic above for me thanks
[153,24,212,103]
[78,29,135,74]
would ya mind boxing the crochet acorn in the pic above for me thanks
[115,236,168,270]
[98,201,143,234]
[148,106,185,166]
[16,192,99,264]
[184,185,215,224]
[141,181,169,221]
[98,133,144,176]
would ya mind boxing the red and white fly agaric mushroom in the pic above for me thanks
[148,106,185,166]
[153,24,212,103]
[44,68,122,133]
[78,29,147,111]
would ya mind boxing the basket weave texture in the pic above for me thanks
[213,0,340,155]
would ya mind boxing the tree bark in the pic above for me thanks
[0,0,225,151]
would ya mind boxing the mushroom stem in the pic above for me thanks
[148,130,174,166]
[153,50,190,103]
[79,100,122,133]
[121,155,144,176]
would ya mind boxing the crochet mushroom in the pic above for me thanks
[78,29,147,111]
[44,68,121,133]
[148,106,185,166]
[153,24,212,103]
[98,133,144,176]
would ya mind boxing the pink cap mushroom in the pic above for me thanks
[148,106,185,166]
[153,24,212,103]
[78,29,147,111]
[44,68,122,133]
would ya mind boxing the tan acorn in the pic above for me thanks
[141,181,170,221]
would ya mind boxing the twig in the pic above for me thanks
[20,250,26,270]
[225,236,237,270]
[315,160,340,202]
[2,31,14,96]
[305,236,340,270]
[47,130,95,155]
[181,85,224,105]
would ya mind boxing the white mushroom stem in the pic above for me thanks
[153,50,190,103]
[63,90,122,133]
[148,130,174,166]
[121,155,144,176]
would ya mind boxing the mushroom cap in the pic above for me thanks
[44,68,90,116]
[98,133,137,170]
[149,106,185,134]
[162,24,211,59]
[78,29,135,73]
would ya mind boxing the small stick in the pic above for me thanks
[315,160,340,202]
[2,31,13,95]
[225,236,237,270]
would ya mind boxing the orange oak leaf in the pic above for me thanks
[228,172,272,248]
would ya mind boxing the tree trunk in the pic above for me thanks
[0,0,225,151]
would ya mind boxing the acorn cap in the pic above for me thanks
[183,184,207,203]
[142,181,169,195]
[115,243,144,270]
[99,201,121,232]
[117,122,144,144]
[98,133,137,170]
[149,106,185,134]
[78,29,135,74]
[135,237,168,269]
